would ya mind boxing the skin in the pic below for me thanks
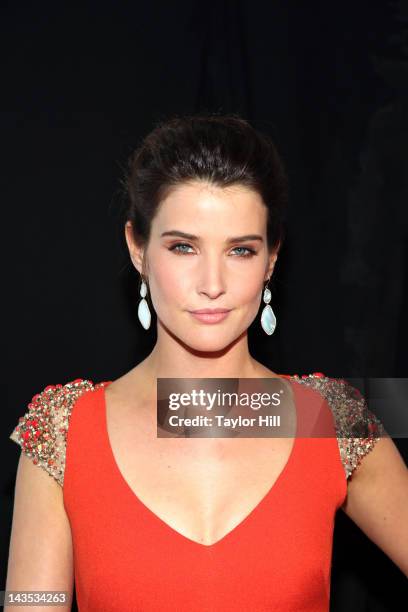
[125,179,279,381]
[5,180,284,611]
[124,179,408,576]
[114,180,298,546]
[5,181,407,610]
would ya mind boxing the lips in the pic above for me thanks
[190,308,231,314]
[189,309,231,324]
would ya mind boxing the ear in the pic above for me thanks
[125,221,145,275]
[265,251,278,282]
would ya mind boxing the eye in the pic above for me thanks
[168,243,195,255]
[168,243,257,257]
[231,246,256,257]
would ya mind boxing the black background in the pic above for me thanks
[3,1,408,609]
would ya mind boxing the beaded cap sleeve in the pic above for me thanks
[291,373,389,481]
[9,378,108,487]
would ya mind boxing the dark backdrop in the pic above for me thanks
[3,1,408,610]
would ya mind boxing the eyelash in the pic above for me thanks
[168,243,257,258]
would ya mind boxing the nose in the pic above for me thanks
[197,255,226,300]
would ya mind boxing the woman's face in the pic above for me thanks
[126,180,278,352]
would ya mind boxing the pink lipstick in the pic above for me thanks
[189,308,231,324]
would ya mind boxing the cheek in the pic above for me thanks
[152,261,187,301]
[235,276,263,305]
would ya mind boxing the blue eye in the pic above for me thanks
[169,243,194,254]
[232,246,256,257]
[168,243,256,257]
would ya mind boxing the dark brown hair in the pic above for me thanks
[123,113,288,260]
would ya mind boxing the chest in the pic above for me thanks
[64,384,346,612]
[106,397,296,546]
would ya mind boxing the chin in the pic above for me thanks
[180,328,244,353]
[160,315,246,350]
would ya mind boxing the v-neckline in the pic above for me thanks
[99,376,301,549]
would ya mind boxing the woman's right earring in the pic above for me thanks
[138,276,151,330]
[260,280,277,336]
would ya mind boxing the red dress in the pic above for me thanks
[9,373,386,611]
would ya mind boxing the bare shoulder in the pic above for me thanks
[250,362,294,399]
[104,362,156,424]
[106,362,149,396]
[249,360,280,378]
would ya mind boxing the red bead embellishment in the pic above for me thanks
[9,378,102,489]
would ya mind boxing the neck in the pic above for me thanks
[139,326,264,382]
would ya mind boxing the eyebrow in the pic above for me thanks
[160,230,264,243]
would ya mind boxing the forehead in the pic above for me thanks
[155,181,267,227]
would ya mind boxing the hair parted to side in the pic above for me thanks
[123,112,288,262]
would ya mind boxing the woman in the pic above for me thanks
[6,114,408,611]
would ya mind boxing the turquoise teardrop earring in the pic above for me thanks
[138,274,151,330]
[260,278,277,335]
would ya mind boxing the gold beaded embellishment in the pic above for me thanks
[291,372,388,480]
[9,378,109,487]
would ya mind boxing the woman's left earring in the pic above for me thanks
[138,276,151,330]
[260,279,277,335]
